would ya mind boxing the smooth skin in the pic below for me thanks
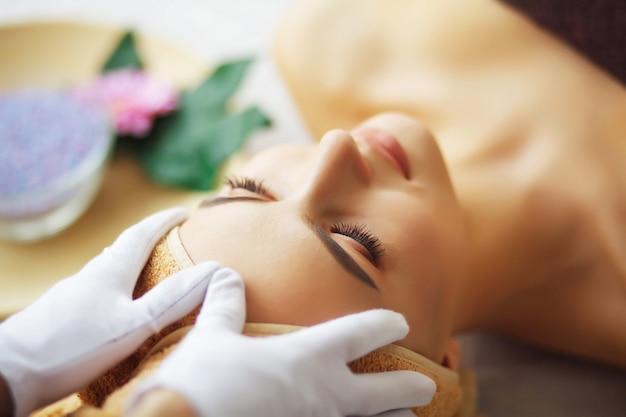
[181,114,467,364]
[273,0,626,369]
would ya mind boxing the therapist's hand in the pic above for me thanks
[0,207,222,417]
[128,271,436,417]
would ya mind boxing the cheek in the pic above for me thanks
[244,263,382,327]
[380,265,451,362]
[378,215,454,358]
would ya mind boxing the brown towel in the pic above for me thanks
[77,228,200,407]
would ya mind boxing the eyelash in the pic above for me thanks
[225,176,273,198]
[331,222,385,267]
[225,176,385,266]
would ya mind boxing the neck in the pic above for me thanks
[448,120,626,333]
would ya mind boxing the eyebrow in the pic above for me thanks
[303,217,379,290]
[200,195,264,208]
[199,195,379,290]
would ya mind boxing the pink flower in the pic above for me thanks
[76,70,178,137]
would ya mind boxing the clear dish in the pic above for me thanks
[0,90,113,241]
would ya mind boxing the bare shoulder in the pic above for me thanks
[490,262,626,370]
[483,160,626,368]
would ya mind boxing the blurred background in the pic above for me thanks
[0,0,313,315]
[0,0,312,154]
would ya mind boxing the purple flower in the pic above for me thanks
[76,70,178,137]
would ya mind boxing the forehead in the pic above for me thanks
[237,144,314,179]
[180,200,383,325]
[185,198,317,269]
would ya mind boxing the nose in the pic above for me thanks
[298,129,370,214]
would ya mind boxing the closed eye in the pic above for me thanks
[225,176,275,200]
[225,176,384,268]
[330,222,385,267]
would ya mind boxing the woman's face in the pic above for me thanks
[180,112,468,361]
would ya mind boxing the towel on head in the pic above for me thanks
[31,226,478,417]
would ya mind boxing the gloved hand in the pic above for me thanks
[0,207,223,417]
[128,270,436,417]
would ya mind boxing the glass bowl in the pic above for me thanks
[0,90,113,242]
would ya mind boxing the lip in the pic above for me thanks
[353,127,410,179]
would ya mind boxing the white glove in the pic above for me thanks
[128,270,436,417]
[0,207,222,417]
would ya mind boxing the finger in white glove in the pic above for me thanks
[128,269,436,417]
[0,207,220,417]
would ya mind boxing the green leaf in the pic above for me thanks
[102,31,143,72]
[190,58,254,113]
[133,59,272,190]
